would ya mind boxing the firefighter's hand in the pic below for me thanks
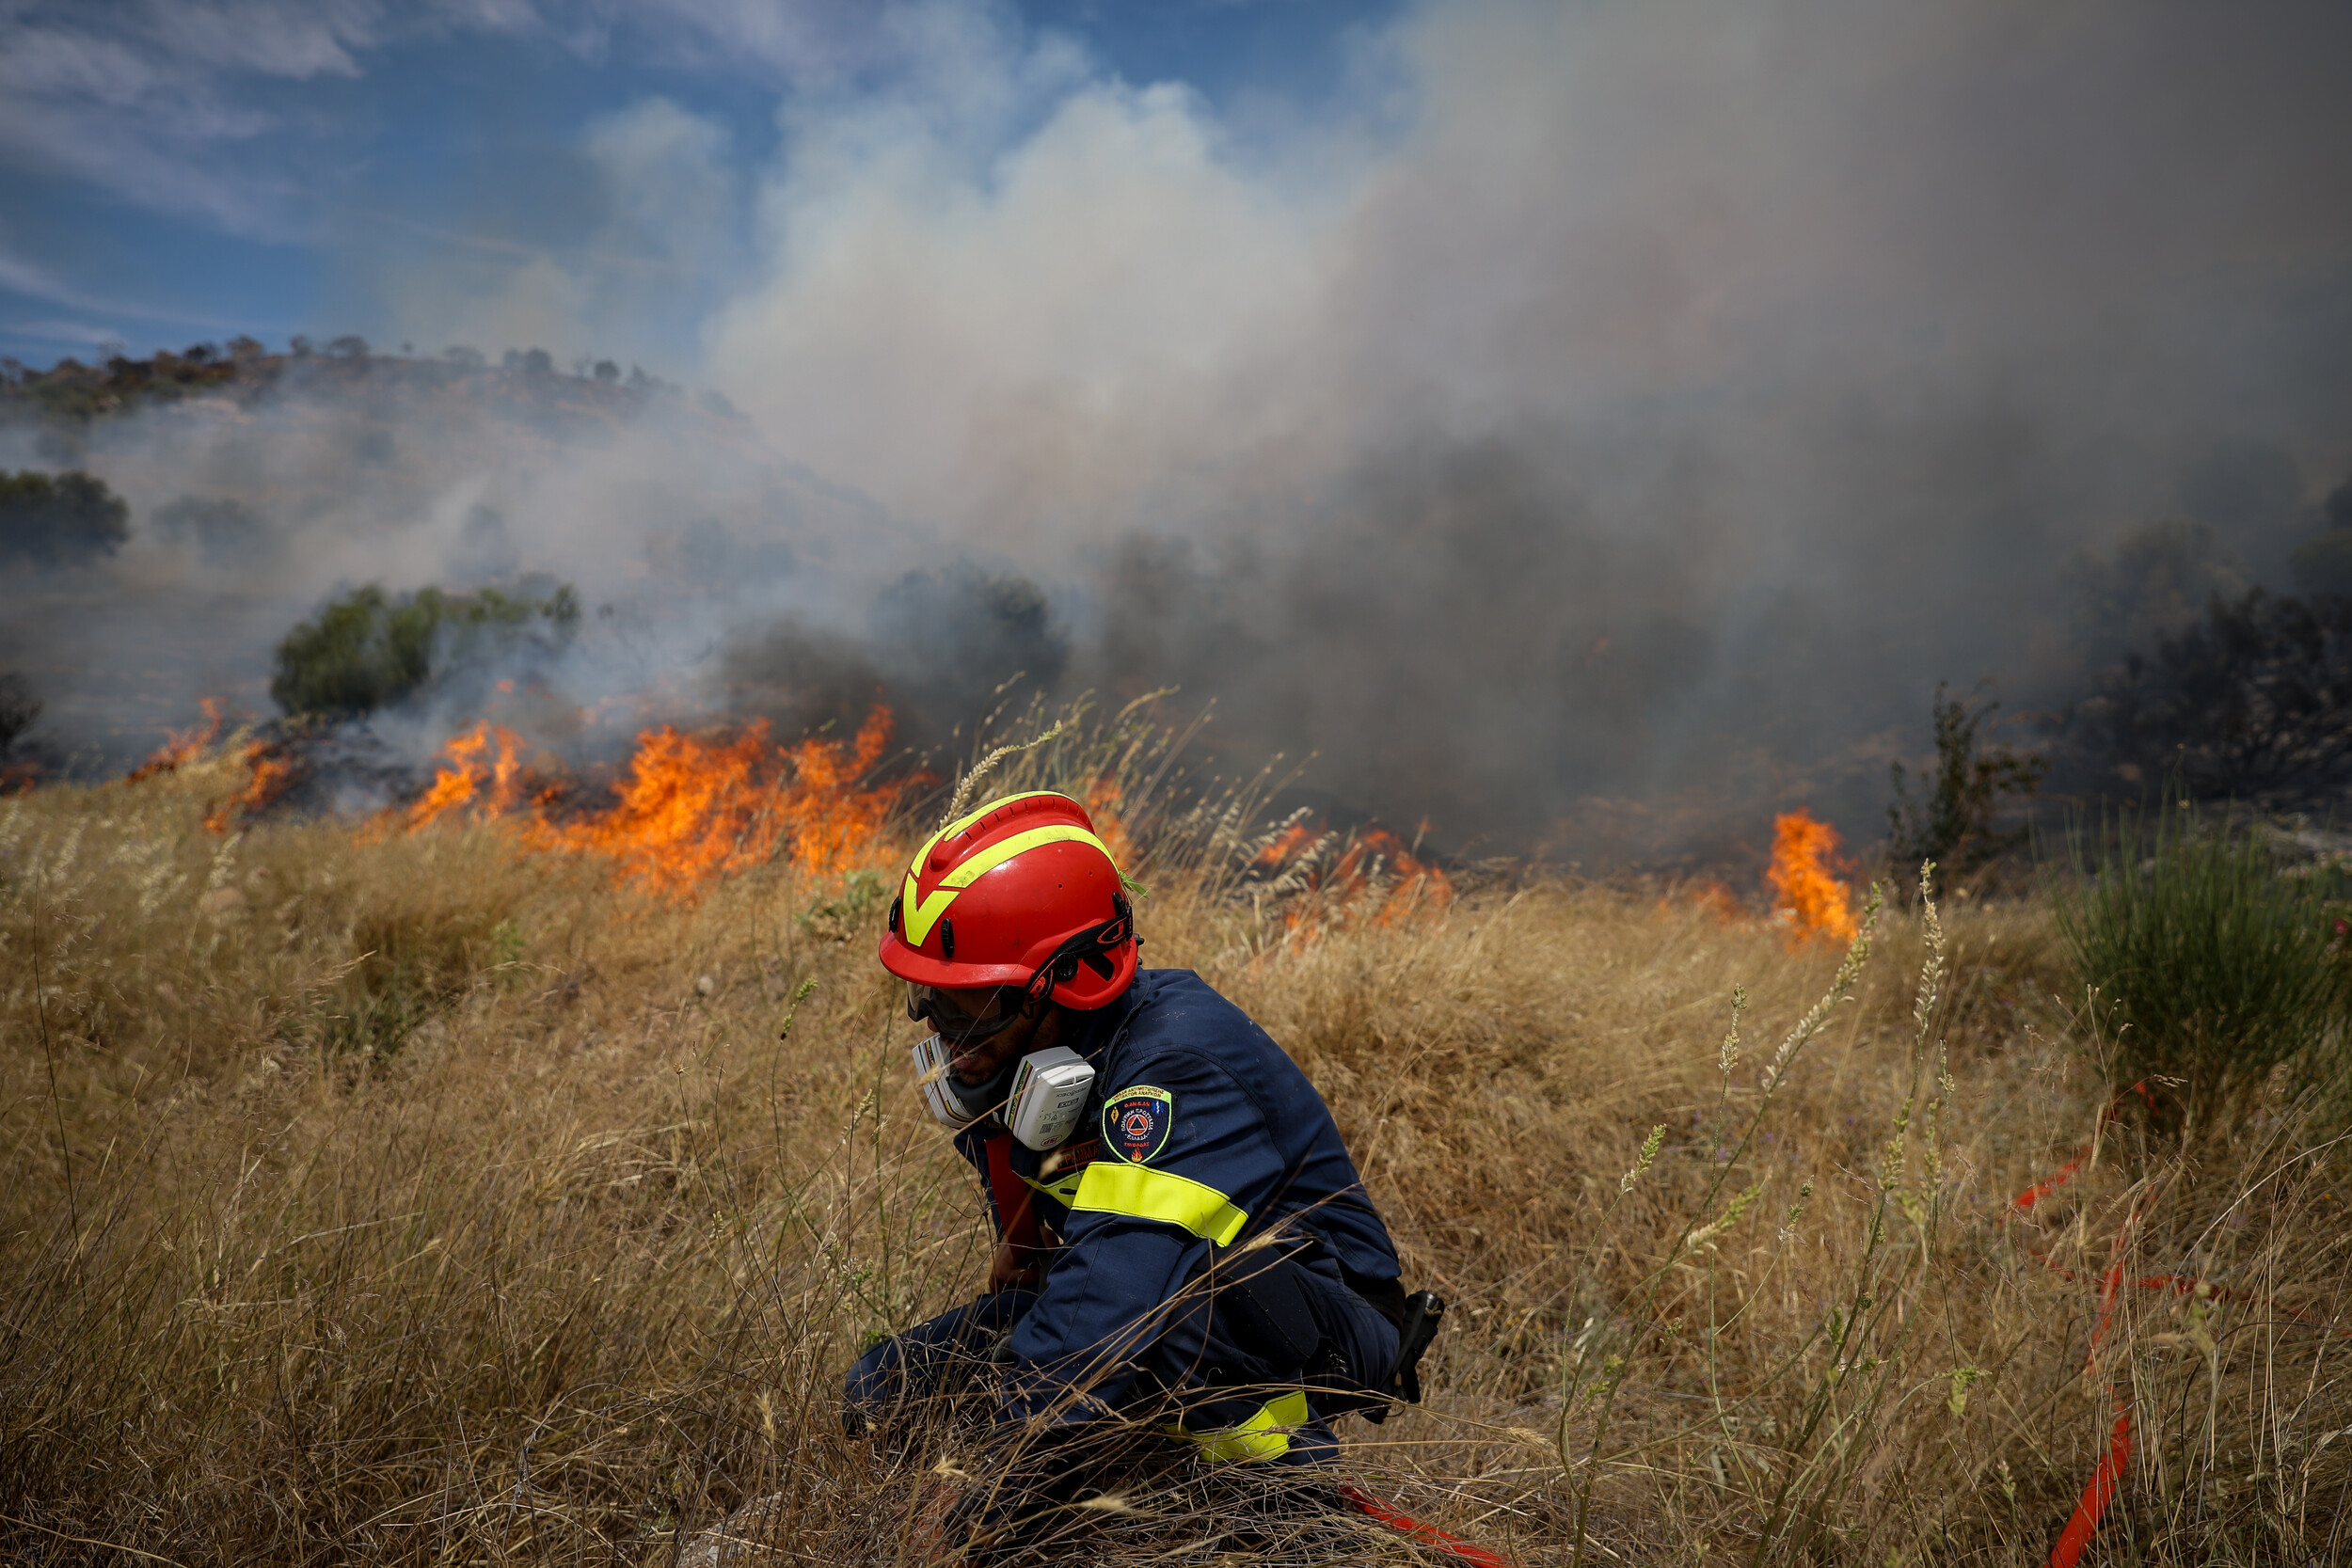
[987,1241,1041,1293]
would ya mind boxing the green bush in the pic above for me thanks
[1885,681,2045,889]
[0,468,129,566]
[271,578,579,719]
[2055,799,2349,1123]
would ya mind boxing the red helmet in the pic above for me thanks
[878,790,1137,1010]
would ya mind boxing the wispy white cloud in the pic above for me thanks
[8,318,125,347]
[0,5,338,234]
[365,95,744,372]
[0,1,514,237]
[583,96,737,254]
[548,0,898,88]
[429,0,542,33]
[0,242,72,305]
[143,0,380,79]
[0,1,986,245]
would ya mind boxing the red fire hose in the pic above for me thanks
[1335,1483,1512,1567]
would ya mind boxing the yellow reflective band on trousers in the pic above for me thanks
[1070,1162,1248,1246]
[1167,1389,1313,1463]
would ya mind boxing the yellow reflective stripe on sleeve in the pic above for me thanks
[1071,1161,1248,1245]
[1021,1168,1087,1208]
[1166,1389,1312,1463]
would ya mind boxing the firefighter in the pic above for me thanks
[848,789,1439,1553]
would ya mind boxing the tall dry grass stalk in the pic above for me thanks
[3,724,2348,1563]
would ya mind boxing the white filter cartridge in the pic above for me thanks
[1006,1046,1096,1150]
[911,1034,980,1130]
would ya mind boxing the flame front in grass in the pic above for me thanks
[1255,822,1320,871]
[1254,818,1453,940]
[1683,879,1747,925]
[402,706,912,895]
[535,709,898,891]
[1766,809,1857,945]
[1336,827,1454,923]
[405,722,529,829]
[126,698,224,783]
[202,740,302,832]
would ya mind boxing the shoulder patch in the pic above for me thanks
[1102,1085,1174,1164]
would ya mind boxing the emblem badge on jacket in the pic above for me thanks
[1103,1085,1174,1163]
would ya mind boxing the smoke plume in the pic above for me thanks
[691,0,2352,852]
[8,0,2352,862]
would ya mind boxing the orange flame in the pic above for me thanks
[1679,879,1747,924]
[1084,776,1139,871]
[1765,809,1857,945]
[125,698,224,783]
[1255,822,1319,870]
[405,722,530,829]
[1255,818,1453,939]
[201,739,301,833]
[399,706,914,895]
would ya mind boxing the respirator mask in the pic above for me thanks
[910,1024,1097,1152]
[902,902,1132,1151]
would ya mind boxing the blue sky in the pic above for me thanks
[0,0,1401,371]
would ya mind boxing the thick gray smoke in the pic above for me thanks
[8,0,2352,863]
[699,0,2352,854]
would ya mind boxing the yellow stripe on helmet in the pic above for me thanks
[898,821,1117,949]
[901,791,1071,884]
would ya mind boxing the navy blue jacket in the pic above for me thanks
[950,968,1401,1429]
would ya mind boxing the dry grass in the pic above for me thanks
[4,742,2349,1565]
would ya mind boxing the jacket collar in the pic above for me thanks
[1058,968,1154,1073]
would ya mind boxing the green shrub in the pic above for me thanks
[1885,681,2045,890]
[2054,798,2349,1123]
[0,468,129,566]
[271,578,579,719]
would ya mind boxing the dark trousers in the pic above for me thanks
[844,1259,1400,1467]
[842,1287,1038,1435]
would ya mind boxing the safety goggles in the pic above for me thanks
[903,892,1136,1040]
[905,984,1025,1043]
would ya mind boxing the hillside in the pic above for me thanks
[1,341,717,443]
[0,343,917,779]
